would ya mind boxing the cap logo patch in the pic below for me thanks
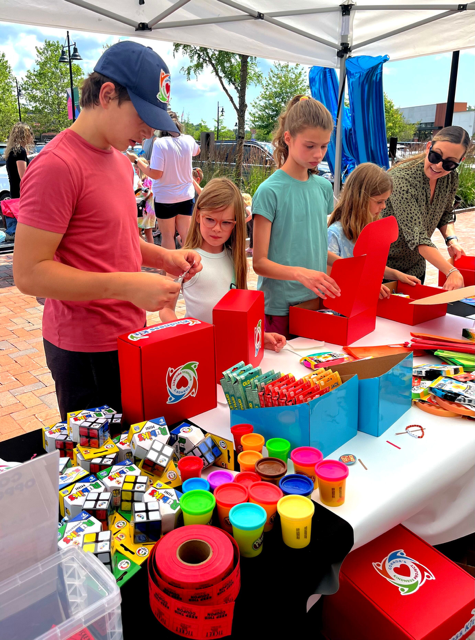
[157,69,171,103]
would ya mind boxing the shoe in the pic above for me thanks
[4,233,15,242]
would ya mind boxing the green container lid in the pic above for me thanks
[180,489,216,516]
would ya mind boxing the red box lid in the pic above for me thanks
[214,289,263,312]
[118,318,205,347]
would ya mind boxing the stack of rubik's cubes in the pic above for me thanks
[55,434,74,459]
[79,417,110,448]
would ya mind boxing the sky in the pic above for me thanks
[0,20,474,131]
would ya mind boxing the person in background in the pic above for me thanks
[5,122,34,237]
[327,162,421,297]
[252,95,341,339]
[159,177,286,353]
[383,126,470,290]
[242,192,253,256]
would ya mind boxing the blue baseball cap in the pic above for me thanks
[94,41,179,136]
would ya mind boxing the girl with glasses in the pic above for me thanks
[382,126,471,290]
[159,177,286,353]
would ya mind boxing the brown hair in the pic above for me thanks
[392,125,471,170]
[5,122,34,160]
[80,71,130,109]
[272,95,333,170]
[184,178,248,290]
[328,163,393,241]
[158,110,183,137]
[192,167,203,182]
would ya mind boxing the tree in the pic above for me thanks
[173,45,261,182]
[21,39,84,136]
[384,93,417,142]
[249,63,308,138]
[0,53,18,141]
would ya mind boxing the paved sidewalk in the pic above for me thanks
[0,211,473,442]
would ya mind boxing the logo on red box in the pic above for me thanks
[373,549,435,595]
[166,361,199,405]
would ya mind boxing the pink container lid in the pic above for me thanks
[315,460,349,482]
[291,446,323,468]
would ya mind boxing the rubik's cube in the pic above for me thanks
[141,441,174,476]
[132,501,161,543]
[55,434,74,459]
[89,455,118,476]
[81,531,113,571]
[120,475,149,512]
[79,418,110,448]
[116,434,133,463]
[190,436,222,469]
[83,491,113,530]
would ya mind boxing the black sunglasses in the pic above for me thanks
[428,144,461,172]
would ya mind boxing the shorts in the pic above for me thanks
[265,314,296,340]
[154,199,194,220]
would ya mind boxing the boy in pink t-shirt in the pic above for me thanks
[14,42,202,419]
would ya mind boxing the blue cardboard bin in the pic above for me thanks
[330,352,413,437]
[230,374,358,458]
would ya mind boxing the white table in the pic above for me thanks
[191,313,475,550]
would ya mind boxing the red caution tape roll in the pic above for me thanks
[148,525,240,639]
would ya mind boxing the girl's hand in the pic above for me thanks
[264,332,286,352]
[162,250,202,280]
[443,269,464,291]
[447,241,465,261]
[394,271,421,287]
[379,284,391,299]
[296,267,341,299]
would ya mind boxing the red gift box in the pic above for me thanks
[118,318,217,427]
[322,525,475,640]
[290,217,399,346]
[377,281,447,326]
[213,289,264,379]
[438,256,475,287]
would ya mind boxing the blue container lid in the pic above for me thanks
[279,473,314,497]
[182,477,210,493]
[229,503,267,531]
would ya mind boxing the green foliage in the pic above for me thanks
[21,39,84,135]
[0,53,18,141]
[249,63,308,137]
[457,160,475,207]
[384,93,417,142]
[183,118,211,141]
[192,160,272,196]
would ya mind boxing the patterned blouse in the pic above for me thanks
[382,160,458,280]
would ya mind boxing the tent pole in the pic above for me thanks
[444,51,460,127]
[148,0,193,28]
[64,0,137,28]
[334,54,347,199]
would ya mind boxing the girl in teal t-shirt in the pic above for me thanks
[252,95,341,338]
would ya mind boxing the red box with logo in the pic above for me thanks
[118,318,217,427]
[438,256,475,287]
[322,525,475,640]
[376,281,447,325]
[213,289,264,379]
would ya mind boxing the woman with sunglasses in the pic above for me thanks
[382,126,470,290]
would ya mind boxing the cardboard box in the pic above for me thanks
[138,458,182,489]
[328,353,413,437]
[58,466,90,491]
[113,552,141,587]
[109,511,154,565]
[168,423,235,470]
[377,282,447,326]
[76,438,119,461]
[59,475,105,518]
[42,422,68,453]
[230,374,358,457]
[97,461,142,508]
[67,406,116,442]
[118,318,217,426]
[438,255,475,287]
[322,525,475,640]
[290,217,398,346]
[144,481,183,535]
[128,417,170,459]
[213,289,265,380]
[58,511,103,549]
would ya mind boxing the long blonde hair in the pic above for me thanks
[392,125,471,170]
[184,178,248,290]
[272,95,333,170]
[5,122,34,160]
[328,163,393,242]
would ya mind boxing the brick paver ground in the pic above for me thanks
[0,211,473,442]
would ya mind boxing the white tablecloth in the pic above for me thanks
[191,313,475,549]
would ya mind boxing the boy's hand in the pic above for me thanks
[296,267,341,299]
[127,151,138,163]
[264,332,286,352]
[124,272,181,311]
[162,250,202,280]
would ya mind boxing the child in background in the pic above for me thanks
[252,95,341,338]
[160,177,287,353]
[242,192,253,256]
[193,167,203,198]
[136,173,156,244]
[327,163,421,296]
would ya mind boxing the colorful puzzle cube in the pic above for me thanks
[170,423,205,456]
[190,435,222,468]
[116,433,133,463]
[81,531,113,571]
[61,476,106,519]
[89,454,118,476]
[79,418,110,448]
[129,418,170,460]
[43,422,68,453]
[83,491,113,530]
[120,475,149,511]
[58,511,102,549]
[99,462,142,508]
[144,482,182,534]
[141,441,174,476]
[132,501,161,543]
[55,434,74,459]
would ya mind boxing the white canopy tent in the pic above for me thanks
[2,0,474,192]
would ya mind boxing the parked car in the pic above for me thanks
[0,143,7,168]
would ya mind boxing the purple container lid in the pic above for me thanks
[207,469,235,492]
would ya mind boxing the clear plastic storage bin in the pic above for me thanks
[0,546,123,640]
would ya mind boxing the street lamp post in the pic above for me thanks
[15,78,22,122]
[216,103,224,140]
[58,31,82,123]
